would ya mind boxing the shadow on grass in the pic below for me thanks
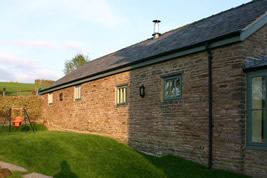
[54,160,79,178]
[0,124,47,135]
[140,153,249,178]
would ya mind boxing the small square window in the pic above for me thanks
[163,75,182,101]
[48,93,53,104]
[116,85,128,105]
[74,85,82,101]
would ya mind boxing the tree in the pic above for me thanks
[63,54,90,75]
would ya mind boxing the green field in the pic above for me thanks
[0,128,248,178]
[0,82,46,96]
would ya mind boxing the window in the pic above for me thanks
[163,75,182,101]
[59,93,63,101]
[246,70,267,150]
[74,85,82,100]
[48,93,53,104]
[116,85,128,105]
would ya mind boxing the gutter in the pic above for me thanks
[206,43,213,169]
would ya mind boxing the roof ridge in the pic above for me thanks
[42,0,267,92]
[89,0,259,63]
[187,0,259,26]
[88,23,192,64]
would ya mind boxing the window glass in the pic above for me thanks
[175,78,181,97]
[165,81,170,97]
[48,93,53,104]
[251,77,266,143]
[163,75,182,101]
[252,110,265,143]
[252,77,265,109]
[59,93,63,101]
[75,85,82,100]
[247,71,267,150]
[170,80,175,97]
[117,86,128,105]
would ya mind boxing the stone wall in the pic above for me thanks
[127,42,250,171]
[35,79,55,87]
[0,96,42,120]
[242,25,267,177]
[41,25,267,177]
[41,72,130,144]
[128,51,209,165]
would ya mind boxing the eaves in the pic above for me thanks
[39,12,267,95]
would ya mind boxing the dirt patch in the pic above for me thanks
[0,168,12,177]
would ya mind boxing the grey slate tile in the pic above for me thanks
[42,0,267,91]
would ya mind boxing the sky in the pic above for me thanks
[0,0,251,83]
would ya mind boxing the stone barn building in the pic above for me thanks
[40,0,267,177]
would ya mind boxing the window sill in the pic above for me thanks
[75,98,82,101]
[116,103,128,107]
[163,98,182,103]
[245,145,267,151]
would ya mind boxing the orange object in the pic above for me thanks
[13,116,23,127]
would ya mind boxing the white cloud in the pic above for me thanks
[0,53,63,83]
[16,70,62,83]
[64,41,85,52]
[0,54,30,63]
[0,54,36,70]
[0,65,16,82]
[4,40,60,48]
[34,69,63,81]
[4,40,90,54]
[16,73,36,83]
[0,54,32,64]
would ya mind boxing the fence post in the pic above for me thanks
[3,88,5,96]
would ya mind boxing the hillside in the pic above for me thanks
[0,130,248,178]
[0,82,46,96]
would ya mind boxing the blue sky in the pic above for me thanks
[0,0,251,83]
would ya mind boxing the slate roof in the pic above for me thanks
[243,56,267,72]
[42,0,267,91]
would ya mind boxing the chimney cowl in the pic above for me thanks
[152,20,161,39]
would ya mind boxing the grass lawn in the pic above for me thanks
[0,127,248,178]
[0,82,46,96]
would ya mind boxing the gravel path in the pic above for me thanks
[0,161,28,172]
[0,161,52,178]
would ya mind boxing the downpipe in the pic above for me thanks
[206,43,213,169]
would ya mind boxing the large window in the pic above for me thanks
[74,85,82,100]
[247,70,267,150]
[163,75,182,101]
[48,93,53,104]
[116,85,128,105]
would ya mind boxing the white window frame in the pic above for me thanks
[48,93,53,104]
[116,85,128,105]
[74,85,82,101]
